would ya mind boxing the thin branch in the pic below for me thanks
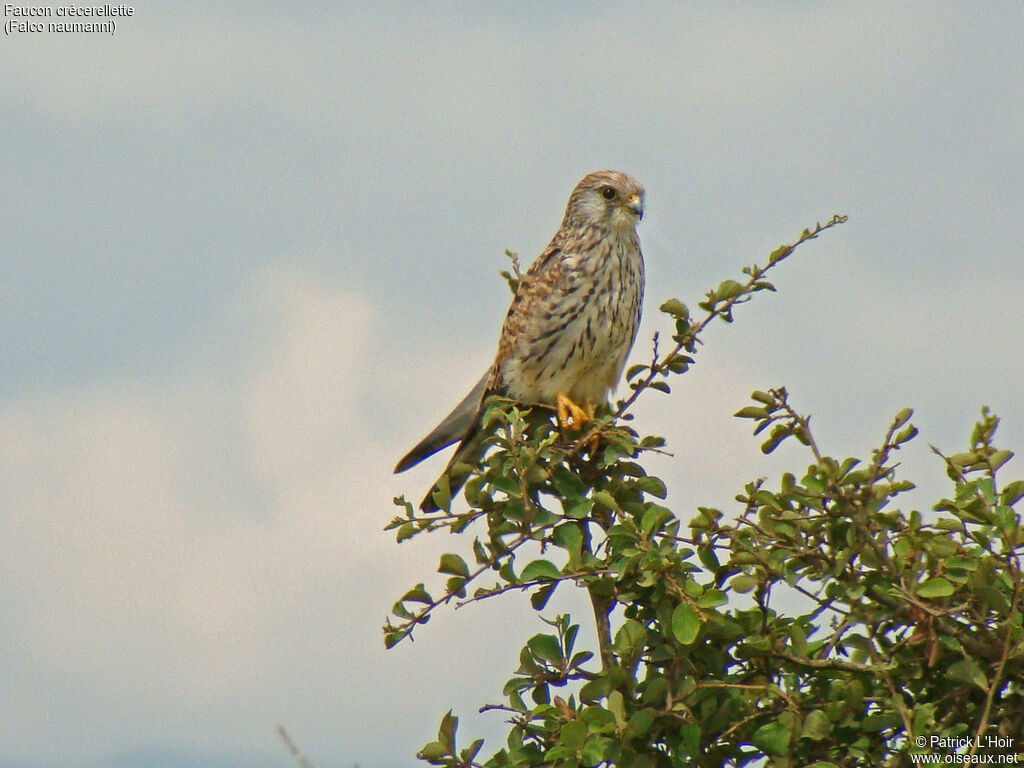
[455,568,613,608]
[970,586,1021,755]
[615,216,847,421]
[277,725,317,768]
[589,588,616,675]
[773,648,890,674]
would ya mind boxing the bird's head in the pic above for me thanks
[565,170,645,233]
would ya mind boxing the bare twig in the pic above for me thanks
[277,725,317,768]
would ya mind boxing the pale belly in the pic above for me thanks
[501,242,643,408]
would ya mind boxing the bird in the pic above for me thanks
[395,170,645,511]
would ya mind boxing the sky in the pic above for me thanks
[2,3,1023,767]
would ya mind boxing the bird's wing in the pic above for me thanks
[490,244,565,388]
[393,369,490,473]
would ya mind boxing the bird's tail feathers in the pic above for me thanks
[419,424,486,512]
[393,370,490,473]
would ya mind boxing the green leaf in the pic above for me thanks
[593,490,620,511]
[438,553,470,577]
[789,623,808,655]
[438,710,458,751]
[520,559,562,582]
[530,581,559,611]
[755,490,783,510]
[1000,479,1024,506]
[460,738,484,764]
[446,576,466,597]
[946,555,979,571]
[384,629,408,648]
[559,719,587,751]
[892,407,914,429]
[636,476,669,499]
[527,633,563,665]
[800,709,831,741]
[417,741,449,762]
[626,363,648,381]
[659,298,689,319]
[672,604,700,645]
[626,708,658,738]
[698,545,720,571]
[580,736,612,765]
[607,690,626,726]
[716,279,744,299]
[894,424,919,445]
[990,449,1014,471]
[664,353,692,373]
[641,504,673,535]
[753,720,792,756]
[730,574,759,593]
[697,589,727,608]
[735,405,770,420]
[761,425,791,454]
[429,474,452,511]
[402,584,433,604]
[553,525,584,571]
[916,577,955,598]
[912,703,936,734]
[768,244,792,265]
[678,723,700,754]
[948,659,989,690]
[579,677,611,703]
[614,619,648,658]
[472,538,489,565]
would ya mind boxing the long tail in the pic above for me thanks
[418,421,487,511]
[394,371,489,473]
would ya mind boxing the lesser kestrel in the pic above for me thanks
[396,170,645,510]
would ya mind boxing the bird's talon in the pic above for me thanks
[556,393,591,431]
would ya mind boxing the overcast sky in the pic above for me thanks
[2,3,1023,767]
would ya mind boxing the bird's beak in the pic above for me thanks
[623,193,644,220]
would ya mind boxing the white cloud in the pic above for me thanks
[240,266,374,491]
[0,267,495,766]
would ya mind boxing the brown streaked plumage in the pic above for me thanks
[395,170,645,510]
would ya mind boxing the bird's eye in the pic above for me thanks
[600,186,616,200]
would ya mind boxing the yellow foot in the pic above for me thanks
[556,392,592,430]
[556,393,599,453]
